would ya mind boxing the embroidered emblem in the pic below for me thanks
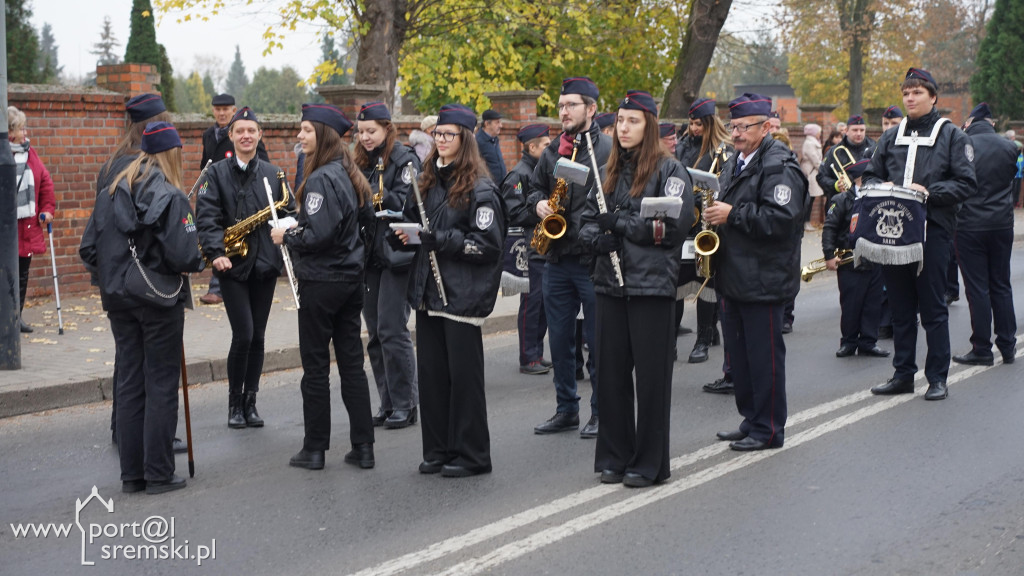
[198,181,209,196]
[182,213,197,234]
[401,166,414,184]
[664,176,686,198]
[875,207,906,239]
[306,192,325,215]
[476,206,495,230]
[965,144,975,162]
[774,184,792,206]
[512,237,528,272]
[849,213,859,233]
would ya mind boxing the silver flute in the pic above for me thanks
[404,162,448,307]
[584,131,624,287]
[263,176,300,309]
[188,159,213,200]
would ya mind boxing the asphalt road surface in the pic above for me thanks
[3,246,1023,575]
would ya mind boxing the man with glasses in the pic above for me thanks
[526,76,611,438]
[703,93,807,451]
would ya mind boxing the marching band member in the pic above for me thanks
[818,115,876,200]
[820,159,889,359]
[952,103,1018,366]
[527,77,610,438]
[658,122,677,156]
[196,107,289,429]
[863,68,976,401]
[353,101,421,429]
[500,124,554,375]
[581,90,694,487]
[272,104,376,471]
[80,122,204,494]
[595,112,616,137]
[391,103,505,477]
[881,105,903,133]
[703,93,808,451]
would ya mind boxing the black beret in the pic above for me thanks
[517,124,549,143]
[228,106,260,127]
[846,158,870,179]
[561,77,599,100]
[212,93,235,106]
[847,115,865,126]
[689,97,716,119]
[140,122,181,154]
[594,112,616,129]
[618,90,657,116]
[437,103,477,131]
[358,101,391,121]
[729,93,772,119]
[482,109,502,121]
[968,102,992,121]
[301,103,353,137]
[126,93,166,124]
[659,123,676,138]
[883,105,904,119]
[906,67,937,90]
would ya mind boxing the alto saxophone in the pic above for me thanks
[531,134,581,254]
[372,156,385,211]
[219,172,292,260]
[692,143,727,300]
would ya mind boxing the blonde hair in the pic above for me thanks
[7,106,27,131]
[108,148,184,197]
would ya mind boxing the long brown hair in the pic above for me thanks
[696,115,731,168]
[604,110,669,198]
[418,125,489,209]
[353,119,398,170]
[107,147,184,197]
[111,111,174,160]
[297,121,372,208]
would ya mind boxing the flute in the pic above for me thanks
[263,176,300,309]
[584,131,624,287]
[404,162,448,307]
[188,159,212,200]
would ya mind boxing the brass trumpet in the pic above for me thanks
[831,145,856,193]
[800,248,854,282]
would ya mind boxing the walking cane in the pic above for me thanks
[180,344,195,478]
[40,215,64,335]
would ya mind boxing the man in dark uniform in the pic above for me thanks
[659,122,677,156]
[500,124,553,375]
[476,109,506,182]
[952,102,1018,366]
[527,76,611,439]
[704,93,807,451]
[864,68,976,401]
[595,112,615,137]
[881,105,903,133]
[877,105,905,339]
[817,115,876,201]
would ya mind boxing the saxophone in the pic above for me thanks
[372,156,385,211]
[531,134,581,255]
[219,173,291,260]
[692,143,727,300]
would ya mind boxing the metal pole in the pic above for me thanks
[0,0,24,370]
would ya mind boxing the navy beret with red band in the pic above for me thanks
[358,101,391,121]
[729,93,772,119]
[126,93,166,124]
[619,90,658,116]
[301,103,353,137]
[561,77,599,100]
[437,103,477,131]
[517,124,549,143]
[689,97,716,119]
[883,105,903,119]
[140,122,182,154]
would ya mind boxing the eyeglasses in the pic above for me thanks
[557,102,584,112]
[726,121,762,134]
[431,130,459,142]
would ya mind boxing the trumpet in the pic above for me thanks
[800,248,854,282]
[831,145,856,193]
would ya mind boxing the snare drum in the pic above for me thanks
[850,184,928,273]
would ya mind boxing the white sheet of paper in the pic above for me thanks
[389,222,423,244]
[640,196,683,219]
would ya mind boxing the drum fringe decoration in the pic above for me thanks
[854,238,925,276]
[500,271,530,297]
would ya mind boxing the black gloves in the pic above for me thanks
[596,211,621,233]
[593,233,621,254]
[385,229,407,251]
[419,230,440,252]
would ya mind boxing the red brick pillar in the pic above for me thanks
[798,104,838,131]
[485,90,546,172]
[317,85,388,125]
[95,63,160,95]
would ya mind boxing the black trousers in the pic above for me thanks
[108,304,184,482]
[946,236,960,296]
[297,280,374,452]
[220,275,277,396]
[956,228,1017,354]
[594,295,674,482]
[837,266,883,350]
[720,298,787,446]
[883,224,952,383]
[416,312,491,471]
[18,256,31,313]
[517,259,548,365]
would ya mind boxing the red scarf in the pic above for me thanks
[558,132,577,157]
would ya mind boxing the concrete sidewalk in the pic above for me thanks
[4,209,1023,418]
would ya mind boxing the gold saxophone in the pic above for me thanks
[372,156,385,211]
[531,134,581,255]
[219,172,291,260]
[692,143,727,300]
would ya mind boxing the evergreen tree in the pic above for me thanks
[158,44,177,112]
[972,0,1024,120]
[243,66,305,114]
[225,45,248,98]
[5,0,43,83]
[202,74,216,99]
[174,71,210,113]
[91,16,122,66]
[38,23,61,83]
[124,0,175,110]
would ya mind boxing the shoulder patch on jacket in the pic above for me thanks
[476,206,495,229]
[774,185,792,206]
[965,144,975,163]
[664,176,686,198]
[306,192,324,215]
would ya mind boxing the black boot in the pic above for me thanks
[689,299,716,363]
[228,394,246,429]
[243,391,264,427]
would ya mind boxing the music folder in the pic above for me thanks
[685,167,720,193]
[640,197,683,219]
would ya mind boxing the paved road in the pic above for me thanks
[2,245,1023,575]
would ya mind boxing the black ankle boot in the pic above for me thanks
[228,394,246,428]
[243,391,264,427]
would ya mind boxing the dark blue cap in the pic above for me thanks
[437,103,477,131]
[229,106,260,127]
[689,97,716,119]
[517,124,549,143]
[906,67,937,88]
[561,77,599,100]
[846,158,870,179]
[301,103,353,137]
[883,105,903,119]
[211,93,235,106]
[659,123,676,138]
[847,115,864,126]
[594,112,616,129]
[126,93,166,123]
[140,122,181,154]
[769,110,780,119]
[358,102,391,122]
[482,109,502,121]
[729,93,772,119]
[969,102,992,120]
[619,90,657,116]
